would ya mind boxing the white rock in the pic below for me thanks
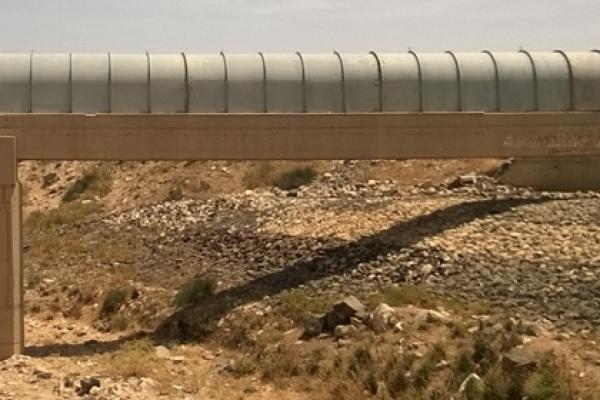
[371,303,398,333]
[155,346,171,359]
[393,322,404,332]
[426,310,451,324]
[420,264,434,275]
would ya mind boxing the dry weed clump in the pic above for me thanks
[243,162,321,190]
[101,339,168,381]
[221,302,579,400]
[173,277,217,307]
[100,288,128,316]
[62,166,112,203]
[368,285,433,308]
[275,167,317,190]
[227,355,258,377]
[279,288,334,322]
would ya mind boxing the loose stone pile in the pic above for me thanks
[90,173,600,332]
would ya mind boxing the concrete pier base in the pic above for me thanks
[500,156,600,191]
[0,137,22,361]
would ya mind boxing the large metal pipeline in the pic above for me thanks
[0,51,599,114]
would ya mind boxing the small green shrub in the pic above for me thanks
[101,288,128,316]
[275,167,317,190]
[413,357,435,389]
[259,346,324,382]
[472,335,498,373]
[369,285,431,308]
[347,347,374,377]
[228,355,257,377]
[383,354,412,396]
[413,344,446,389]
[523,360,572,400]
[482,364,523,400]
[451,350,477,388]
[102,338,167,379]
[346,347,378,395]
[174,277,217,306]
[429,342,447,363]
[279,289,333,321]
[62,167,112,203]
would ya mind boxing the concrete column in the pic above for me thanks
[500,156,600,191]
[0,136,23,360]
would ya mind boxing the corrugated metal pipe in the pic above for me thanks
[0,50,599,113]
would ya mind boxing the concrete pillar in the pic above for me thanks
[0,136,23,360]
[500,156,600,191]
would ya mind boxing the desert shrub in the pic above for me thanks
[279,289,333,321]
[413,343,446,389]
[275,167,317,190]
[383,354,412,396]
[482,364,525,400]
[259,346,325,384]
[451,349,477,388]
[523,358,572,400]
[228,355,257,377]
[174,277,217,306]
[369,285,431,308]
[102,339,167,379]
[346,347,378,395]
[472,335,498,373]
[101,288,128,316]
[62,167,112,203]
[414,358,435,389]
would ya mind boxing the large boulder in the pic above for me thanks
[502,347,538,373]
[303,314,326,337]
[332,296,366,321]
[324,296,366,331]
[371,303,398,333]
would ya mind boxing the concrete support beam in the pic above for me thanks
[500,156,600,190]
[0,136,22,360]
[1,112,600,161]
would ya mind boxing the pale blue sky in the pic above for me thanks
[0,0,598,53]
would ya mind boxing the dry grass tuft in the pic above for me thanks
[62,167,112,203]
[174,277,217,307]
[102,339,167,380]
[275,167,317,190]
[228,355,258,378]
[279,289,334,322]
[368,285,432,308]
[100,288,128,316]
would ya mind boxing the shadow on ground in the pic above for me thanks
[25,197,546,357]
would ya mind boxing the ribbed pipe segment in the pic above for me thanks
[0,50,599,113]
